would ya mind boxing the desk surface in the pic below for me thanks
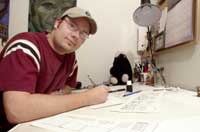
[9,85,200,132]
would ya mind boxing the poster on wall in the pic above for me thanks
[0,0,9,40]
[28,0,77,32]
[165,0,194,48]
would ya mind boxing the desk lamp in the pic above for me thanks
[133,0,161,27]
[133,0,161,58]
[133,0,166,86]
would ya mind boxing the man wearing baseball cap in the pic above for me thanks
[0,7,109,131]
[60,7,97,34]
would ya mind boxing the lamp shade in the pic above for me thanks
[133,0,161,27]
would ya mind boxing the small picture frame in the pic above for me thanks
[154,32,165,51]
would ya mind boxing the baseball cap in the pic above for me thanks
[60,7,97,34]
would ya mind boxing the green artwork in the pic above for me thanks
[29,0,76,32]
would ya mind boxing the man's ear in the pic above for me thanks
[54,19,62,29]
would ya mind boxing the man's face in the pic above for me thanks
[29,0,76,32]
[50,17,90,54]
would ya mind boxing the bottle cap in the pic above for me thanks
[127,80,132,85]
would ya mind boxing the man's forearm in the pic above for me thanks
[50,85,73,95]
[3,91,89,124]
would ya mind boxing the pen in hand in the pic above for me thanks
[87,75,125,94]
[87,75,97,87]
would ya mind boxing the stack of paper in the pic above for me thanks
[113,91,164,113]
[31,113,158,132]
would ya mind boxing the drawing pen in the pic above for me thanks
[87,75,97,86]
[109,88,125,93]
[123,90,142,97]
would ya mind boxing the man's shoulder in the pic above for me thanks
[3,32,47,56]
[6,32,47,48]
[12,32,46,40]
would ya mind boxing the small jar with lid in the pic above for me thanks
[126,80,132,92]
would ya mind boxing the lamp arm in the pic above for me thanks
[147,27,153,63]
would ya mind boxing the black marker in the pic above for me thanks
[109,88,125,93]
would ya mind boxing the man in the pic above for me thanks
[0,7,109,131]
[29,0,76,32]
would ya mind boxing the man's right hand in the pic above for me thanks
[84,85,110,106]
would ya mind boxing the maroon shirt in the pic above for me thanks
[0,32,78,130]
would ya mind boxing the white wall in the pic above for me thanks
[76,0,140,86]
[9,0,29,38]
[156,42,200,91]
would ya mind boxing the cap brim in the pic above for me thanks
[60,7,97,34]
[68,15,97,34]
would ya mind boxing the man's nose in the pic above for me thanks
[71,30,80,39]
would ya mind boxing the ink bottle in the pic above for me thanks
[126,80,132,92]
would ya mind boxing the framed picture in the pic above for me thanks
[167,0,181,10]
[154,32,165,51]
[165,0,195,48]
[28,0,77,32]
[157,0,166,5]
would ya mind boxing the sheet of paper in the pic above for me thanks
[154,116,200,132]
[113,91,164,113]
[31,113,158,132]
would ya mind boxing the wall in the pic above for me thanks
[156,0,200,91]
[9,0,29,38]
[76,0,140,86]
[156,42,200,91]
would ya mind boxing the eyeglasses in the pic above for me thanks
[62,18,89,40]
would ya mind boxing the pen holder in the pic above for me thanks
[140,72,154,86]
